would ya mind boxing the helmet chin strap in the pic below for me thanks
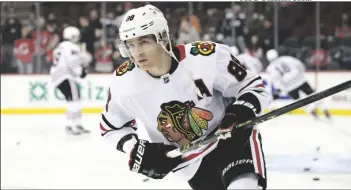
[159,36,203,100]
[158,35,177,62]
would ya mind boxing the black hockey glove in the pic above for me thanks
[128,139,182,179]
[219,94,258,141]
[80,67,88,78]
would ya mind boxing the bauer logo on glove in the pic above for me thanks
[128,139,182,179]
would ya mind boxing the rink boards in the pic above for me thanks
[1,72,351,115]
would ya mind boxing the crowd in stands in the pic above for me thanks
[1,2,351,74]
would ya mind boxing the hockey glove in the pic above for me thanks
[128,139,182,179]
[80,67,88,78]
[219,95,258,141]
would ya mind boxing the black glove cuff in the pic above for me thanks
[117,133,138,153]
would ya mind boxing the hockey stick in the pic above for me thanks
[166,80,351,158]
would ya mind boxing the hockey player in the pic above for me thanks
[100,5,270,190]
[231,46,264,75]
[50,26,92,135]
[265,49,331,118]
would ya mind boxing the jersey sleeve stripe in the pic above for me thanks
[238,76,262,94]
[182,141,217,161]
[100,123,109,132]
[100,120,114,133]
[101,114,119,130]
[255,83,265,88]
[252,89,265,94]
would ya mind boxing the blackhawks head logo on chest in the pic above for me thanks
[190,41,216,56]
[157,100,213,146]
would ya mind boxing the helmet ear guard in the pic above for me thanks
[118,43,130,58]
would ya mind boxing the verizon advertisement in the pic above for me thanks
[1,72,350,115]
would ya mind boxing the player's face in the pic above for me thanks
[125,36,163,70]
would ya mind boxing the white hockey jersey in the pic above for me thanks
[265,56,306,92]
[236,53,263,74]
[49,41,92,86]
[100,41,270,180]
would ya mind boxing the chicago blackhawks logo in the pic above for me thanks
[190,41,216,56]
[115,60,135,76]
[157,100,213,146]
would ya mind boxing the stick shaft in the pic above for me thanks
[167,80,351,158]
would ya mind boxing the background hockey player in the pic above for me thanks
[265,49,331,119]
[50,26,92,135]
[230,45,264,75]
[100,5,270,190]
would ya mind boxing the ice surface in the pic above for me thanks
[1,114,351,189]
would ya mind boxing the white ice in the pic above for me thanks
[1,114,351,189]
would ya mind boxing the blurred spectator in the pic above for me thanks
[250,13,265,37]
[27,17,52,73]
[47,12,57,26]
[100,11,119,44]
[232,4,247,38]
[177,19,201,44]
[201,26,217,42]
[1,10,22,73]
[335,13,351,38]
[14,38,34,74]
[332,46,351,69]
[248,37,264,59]
[94,41,114,72]
[89,9,103,39]
[0,28,2,67]
[258,18,274,54]
[115,2,133,27]
[309,41,330,70]
[115,4,125,17]
[2,2,351,73]
[124,2,133,13]
[181,14,202,33]
[44,15,61,71]
[215,33,224,43]
[26,13,37,31]
[219,5,247,49]
[79,16,96,69]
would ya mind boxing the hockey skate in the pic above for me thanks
[323,109,332,119]
[76,125,91,134]
[65,126,81,135]
[310,109,319,119]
